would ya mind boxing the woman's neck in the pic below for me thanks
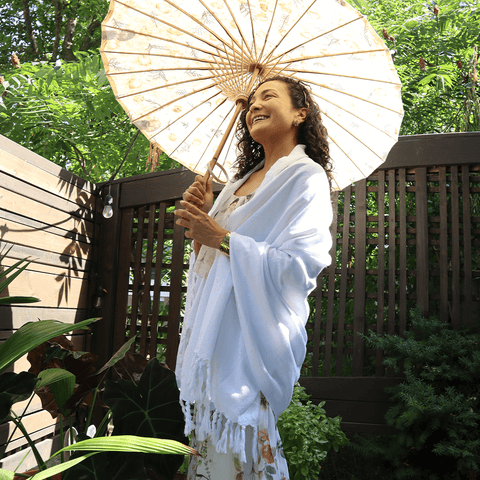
[262,138,298,172]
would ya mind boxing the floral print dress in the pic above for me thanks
[187,394,289,480]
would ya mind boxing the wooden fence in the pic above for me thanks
[1,131,476,457]
[0,134,99,471]
[98,132,480,434]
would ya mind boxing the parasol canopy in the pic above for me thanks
[100,0,404,190]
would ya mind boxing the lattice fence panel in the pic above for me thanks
[304,165,480,378]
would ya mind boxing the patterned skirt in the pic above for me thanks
[187,397,289,480]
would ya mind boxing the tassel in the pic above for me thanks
[229,422,234,452]
[217,419,231,453]
[212,411,222,445]
[252,426,258,461]
[197,404,210,441]
[239,425,247,463]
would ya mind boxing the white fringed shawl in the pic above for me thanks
[175,145,333,462]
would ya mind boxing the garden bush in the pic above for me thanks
[277,384,349,480]
[356,307,480,480]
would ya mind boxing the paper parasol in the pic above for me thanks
[100,0,403,190]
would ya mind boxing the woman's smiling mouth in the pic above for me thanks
[252,115,269,124]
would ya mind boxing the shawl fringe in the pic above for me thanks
[181,360,248,463]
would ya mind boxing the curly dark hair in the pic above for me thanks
[233,75,332,186]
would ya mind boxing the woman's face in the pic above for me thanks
[245,80,301,145]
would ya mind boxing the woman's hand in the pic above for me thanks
[174,200,228,250]
[182,175,214,214]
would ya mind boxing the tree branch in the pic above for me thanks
[79,19,101,52]
[51,0,63,62]
[21,0,40,59]
[62,17,78,62]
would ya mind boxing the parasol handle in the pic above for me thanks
[204,96,248,184]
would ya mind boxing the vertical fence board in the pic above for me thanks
[165,200,186,369]
[462,165,473,328]
[451,166,460,328]
[415,168,429,317]
[112,208,134,352]
[399,169,407,336]
[139,206,156,357]
[312,273,323,377]
[324,193,339,377]
[353,180,366,376]
[439,167,449,322]
[376,171,385,376]
[336,186,351,376]
[129,207,145,343]
[388,170,396,336]
[150,202,167,359]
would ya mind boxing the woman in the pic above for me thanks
[174,76,333,479]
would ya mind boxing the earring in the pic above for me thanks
[293,120,298,127]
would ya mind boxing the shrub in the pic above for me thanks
[357,307,480,480]
[277,384,349,480]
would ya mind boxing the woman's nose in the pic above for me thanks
[249,101,260,112]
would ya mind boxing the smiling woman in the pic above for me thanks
[174,76,333,480]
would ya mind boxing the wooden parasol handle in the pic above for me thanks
[204,97,247,183]
[204,67,261,184]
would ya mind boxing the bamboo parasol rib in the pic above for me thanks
[101,0,404,190]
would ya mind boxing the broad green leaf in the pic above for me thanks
[0,372,38,422]
[50,370,76,413]
[37,369,76,389]
[0,469,14,480]
[0,318,100,374]
[103,359,189,477]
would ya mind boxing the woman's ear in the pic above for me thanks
[295,107,308,125]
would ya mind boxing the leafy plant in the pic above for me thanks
[0,317,100,473]
[61,358,189,480]
[358,306,480,479]
[277,384,349,480]
[0,248,39,305]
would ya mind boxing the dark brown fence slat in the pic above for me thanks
[139,206,156,357]
[399,169,407,336]
[165,200,186,369]
[451,166,461,328]
[439,167,448,322]
[336,186,351,376]
[462,165,473,328]
[112,208,134,352]
[388,170,396,336]
[353,180,366,376]
[312,273,323,377]
[150,202,167,360]
[324,193,339,377]
[416,167,429,316]
[376,170,385,376]
[129,207,146,343]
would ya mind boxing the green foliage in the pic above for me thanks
[357,307,480,479]
[353,0,480,134]
[0,0,108,67]
[0,53,180,183]
[63,359,188,480]
[277,384,349,480]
